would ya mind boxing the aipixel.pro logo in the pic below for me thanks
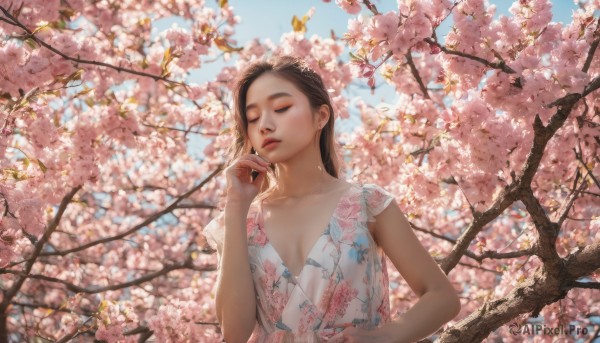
[509,322,589,337]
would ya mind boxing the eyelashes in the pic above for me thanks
[275,106,291,113]
[248,106,291,123]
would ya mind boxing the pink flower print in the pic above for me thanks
[247,213,268,246]
[367,188,392,215]
[266,292,287,323]
[246,216,257,237]
[318,277,336,313]
[260,260,278,292]
[259,331,287,343]
[337,216,356,232]
[297,301,322,334]
[335,194,361,230]
[259,260,287,322]
[322,280,358,325]
[341,225,357,242]
[337,193,362,221]
[376,296,390,323]
[252,227,268,246]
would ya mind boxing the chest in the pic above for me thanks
[259,188,354,276]
[263,204,336,273]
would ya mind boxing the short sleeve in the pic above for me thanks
[203,210,225,253]
[363,183,395,222]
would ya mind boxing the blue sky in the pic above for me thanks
[157,0,579,99]
[151,1,581,156]
[223,0,578,111]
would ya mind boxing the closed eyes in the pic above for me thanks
[248,106,291,123]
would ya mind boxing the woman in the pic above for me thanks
[204,55,461,342]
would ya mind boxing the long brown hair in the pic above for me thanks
[225,54,343,199]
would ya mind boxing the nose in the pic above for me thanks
[258,110,274,133]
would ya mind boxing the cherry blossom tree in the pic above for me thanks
[0,0,599,342]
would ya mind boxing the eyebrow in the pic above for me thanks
[245,92,292,112]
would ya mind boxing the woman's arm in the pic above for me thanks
[214,200,257,342]
[370,200,461,343]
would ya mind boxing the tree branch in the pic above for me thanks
[564,242,600,279]
[519,187,562,271]
[457,261,502,275]
[361,0,379,15]
[0,185,82,313]
[412,223,534,263]
[423,37,517,74]
[574,147,600,191]
[555,164,589,227]
[405,51,430,99]
[439,184,520,273]
[4,261,215,294]
[10,301,95,316]
[441,71,600,273]
[56,317,94,343]
[563,281,600,290]
[582,17,600,73]
[411,223,456,244]
[34,165,222,259]
[438,242,600,342]
[471,248,536,263]
[0,6,186,86]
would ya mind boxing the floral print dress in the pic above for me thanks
[204,183,396,342]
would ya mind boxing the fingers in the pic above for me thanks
[228,155,270,173]
[245,160,269,173]
[327,333,344,343]
[244,155,271,173]
[248,153,272,167]
[328,334,352,343]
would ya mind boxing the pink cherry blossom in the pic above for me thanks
[0,1,598,342]
[335,0,361,15]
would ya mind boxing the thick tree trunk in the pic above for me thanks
[0,311,7,343]
[438,243,600,342]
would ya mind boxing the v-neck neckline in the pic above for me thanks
[258,183,356,280]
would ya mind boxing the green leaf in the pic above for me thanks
[74,87,93,98]
[6,169,29,181]
[32,23,49,35]
[160,46,174,75]
[140,57,149,70]
[84,97,95,108]
[37,159,47,173]
[349,51,362,62]
[55,19,67,30]
[291,15,308,33]
[214,36,243,53]
[24,38,38,49]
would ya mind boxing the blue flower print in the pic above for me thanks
[282,268,292,280]
[275,320,292,331]
[329,222,342,243]
[348,234,369,263]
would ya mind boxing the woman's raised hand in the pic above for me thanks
[224,152,271,205]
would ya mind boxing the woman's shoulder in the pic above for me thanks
[203,202,261,251]
[324,180,395,202]
[353,181,396,222]
[344,180,393,196]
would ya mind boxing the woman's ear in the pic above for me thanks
[317,104,330,128]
